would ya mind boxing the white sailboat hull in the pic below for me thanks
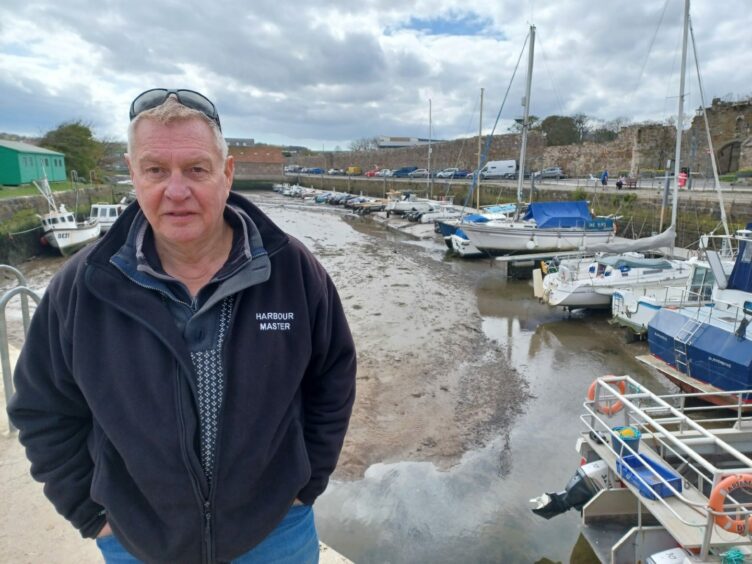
[543,259,691,309]
[461,222,615,253]
[448,234,483,257]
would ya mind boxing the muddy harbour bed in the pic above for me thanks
[0,190,677,563]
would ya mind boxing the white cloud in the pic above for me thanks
[0,0,749,148]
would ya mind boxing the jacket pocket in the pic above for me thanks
[295,420,312,479]
[90,429,109,495]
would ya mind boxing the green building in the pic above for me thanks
[0,140,66,185]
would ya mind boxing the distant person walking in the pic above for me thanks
[600,170,609,187]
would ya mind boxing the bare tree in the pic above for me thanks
[349,137,379,151]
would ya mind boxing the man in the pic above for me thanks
[8,89,357,563]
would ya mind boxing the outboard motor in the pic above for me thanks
[530,460,613,519]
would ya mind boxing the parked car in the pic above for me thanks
[308,167,325,174]
[408,168,430,178]
[449,169,471,179]
[392,166,418,178]
[436,167,460,178]
[375,169,391,177]
[364,167,380,177]
[327,168,345,175]
[534,166,565,179]
[346,166,362,176]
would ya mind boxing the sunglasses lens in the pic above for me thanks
[129,88,221,130]
[175,90,217,119]
[130,89,170,119]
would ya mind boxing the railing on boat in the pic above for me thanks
[582,375,752,560]
[0,265,41,432]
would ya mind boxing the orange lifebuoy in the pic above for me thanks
[587,378,626,416]
[709,474,752,535]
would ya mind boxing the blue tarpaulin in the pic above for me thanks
[522,201,593,229]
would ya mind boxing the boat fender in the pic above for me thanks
[709,474,752,535]
[586,378,625,416]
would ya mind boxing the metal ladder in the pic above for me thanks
[673,318,702,376]
[0,265,41,432]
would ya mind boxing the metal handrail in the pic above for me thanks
[584,376,752,556]
[0,270,42,432]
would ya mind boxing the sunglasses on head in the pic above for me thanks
[129,88,222,131]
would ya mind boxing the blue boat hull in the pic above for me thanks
[648,309,752,391]
[436,221,458,237]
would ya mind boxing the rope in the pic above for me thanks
[720,548,747,564]
[6,225,43,236]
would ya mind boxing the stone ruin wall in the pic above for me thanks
[289,97,752,177]
[686,98,752,175]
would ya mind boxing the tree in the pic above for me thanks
[349,137,379,151]
[589,128,618,143]
[539,115,579,146]
[572,113,590,143]
[507,115,539,133]
[39,121,104,180]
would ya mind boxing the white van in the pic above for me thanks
[480,160,518,179]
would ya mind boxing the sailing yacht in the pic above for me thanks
[460,26,615,255]
[537,227,692,309]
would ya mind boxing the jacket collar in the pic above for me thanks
[87,191,289,270]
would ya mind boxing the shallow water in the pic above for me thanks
[256,194,674,563]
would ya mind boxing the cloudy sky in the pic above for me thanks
[1,0,749,150]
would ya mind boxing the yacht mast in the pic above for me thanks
[689,19,730,239]
[670,0,690,234]
[516,25,535,204]
[477,87,484,210]
[427,98,432,198]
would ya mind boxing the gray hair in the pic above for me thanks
[127,96,228,160]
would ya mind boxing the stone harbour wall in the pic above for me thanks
[289,97,752,179]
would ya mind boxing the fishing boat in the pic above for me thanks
[89,203,126,233]
[34,176,100,256]
[637,228,752,407]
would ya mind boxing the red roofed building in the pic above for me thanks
[229,146,284,179]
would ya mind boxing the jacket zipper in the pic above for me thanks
[203,296,239,564]
[174,366,213,563]
[203,500,212,564]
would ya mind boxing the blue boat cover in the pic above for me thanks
[482,204,516,215]
[728,235,752,294]
[597,256,673,270]
[463,214,490,223]
[522,201,593,228]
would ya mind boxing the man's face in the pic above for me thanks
[126,118,233,249]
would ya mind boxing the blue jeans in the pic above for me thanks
[96,505,319,564]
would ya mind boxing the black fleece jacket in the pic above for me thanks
[7,193,357,563]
